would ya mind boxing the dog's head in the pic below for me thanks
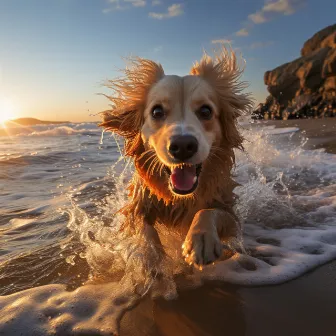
[101,48,252,202]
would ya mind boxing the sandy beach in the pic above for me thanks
[120,118,336,336]
[121,261,336,336]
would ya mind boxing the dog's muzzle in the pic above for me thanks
[165,135,202,195]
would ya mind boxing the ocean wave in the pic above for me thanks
[20,126,98,137]
[0,151,79,166]
[1,123,101,137]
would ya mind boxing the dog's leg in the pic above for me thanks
[182,209,241,266]
[142,221,164,257]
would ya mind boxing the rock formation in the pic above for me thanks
[253,24,336,120]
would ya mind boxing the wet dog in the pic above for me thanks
[101,47,252,266]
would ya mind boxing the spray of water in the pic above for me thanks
[66,123,336,293]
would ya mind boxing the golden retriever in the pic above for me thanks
[100,47,252,266]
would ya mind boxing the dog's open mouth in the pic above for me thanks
[165,164,202,195]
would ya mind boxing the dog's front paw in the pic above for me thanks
[182,226,222,266]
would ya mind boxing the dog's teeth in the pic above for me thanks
[193,176,197,184]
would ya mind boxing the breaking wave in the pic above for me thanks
[2,122,100,137]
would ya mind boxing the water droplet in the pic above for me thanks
[100,129,105,145]
[65,255,76,266]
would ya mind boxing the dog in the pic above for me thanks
[100,47,252,266]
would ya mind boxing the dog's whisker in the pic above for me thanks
[159,162,165,177]
[150,158,159,176]
[147,156,160,178]
[140,150,156,162]
[141,152,157,169]
[146,158,158,174]
[151,158,164,177]
[210,154,226,168]
[151,160,160,177]
[138,148,155,161]
[147,159,156,177]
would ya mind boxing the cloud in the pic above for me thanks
[103,0,146,12]
[151,0,162,5]
[248,0,304,23]
[149,3,183,19]
[211,39,233,44]
[250,41,274,49]
[103,0,128,12]
[124,0,146,7]
[235,28,249,36]
[248,11,268,24]
[263,0,303,14]
[236,0,306,35]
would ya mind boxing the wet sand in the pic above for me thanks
[121,119,336,336]
[121,261,336,336]
[253,118,336,154]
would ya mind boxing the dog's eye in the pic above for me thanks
[151,105,165,120]
[198,105,213,120]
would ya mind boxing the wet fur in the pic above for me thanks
[100,47,253,265]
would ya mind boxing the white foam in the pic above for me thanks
[262,126,300,135]
[3,122,99,137]
[0,282,139,335]
[25,126,95,136]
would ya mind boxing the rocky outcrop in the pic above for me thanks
[301,24,336,56]
[253,24,336,120]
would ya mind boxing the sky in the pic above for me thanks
[0,0,335,122]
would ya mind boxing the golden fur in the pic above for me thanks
[100,47,252,265]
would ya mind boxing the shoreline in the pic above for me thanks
[252,118,336,154]
[121,261,336,336]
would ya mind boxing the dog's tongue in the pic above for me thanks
[170,165,196,191]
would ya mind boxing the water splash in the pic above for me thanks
[99,128,105,145]
[66,124,336,292]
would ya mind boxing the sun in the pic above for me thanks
[0,98,17,126]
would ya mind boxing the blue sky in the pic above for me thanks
[0,0,335,122]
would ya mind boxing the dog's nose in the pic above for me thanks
[168,135,198,160]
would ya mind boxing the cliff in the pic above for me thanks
[253,24,336,120]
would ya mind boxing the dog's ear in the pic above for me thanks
[190,47,254,150]
[99,57,165,156]
[100,108,141,139]
[100,109,143,156]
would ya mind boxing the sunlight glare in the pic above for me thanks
[0,98,17,126]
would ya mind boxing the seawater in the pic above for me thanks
[0,121,335,334]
